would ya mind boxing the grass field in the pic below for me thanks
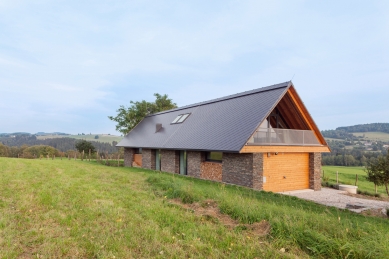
[1,159,389,258]
[37,134,123,144]
[322,166,388,196]
[352,132,389,142]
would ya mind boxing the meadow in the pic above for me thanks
[0,158,388,258]
[322,166,388,196]
[352,132,389,142]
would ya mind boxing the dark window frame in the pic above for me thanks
[205,152,223,163]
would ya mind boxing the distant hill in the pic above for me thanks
[336,123,389,133]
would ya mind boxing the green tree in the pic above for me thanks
[108,93,177,135]
[94,135,99,139]
[75,140,96,154]
[365,151,389,196]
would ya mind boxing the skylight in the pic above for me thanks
[171,113,191,124]
[171,115,182,124]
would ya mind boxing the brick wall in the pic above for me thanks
[124,148,134,167]
[200,162,222,182]
[187,151,203,178]
[142,149,156,170]
[222,153,264,189]
[161,150,179,174]
[309,153,322,191]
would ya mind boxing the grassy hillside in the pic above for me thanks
[352,132,389,142]
[1,158,389,258]
[322,166,388,195]
[37,134,123,144]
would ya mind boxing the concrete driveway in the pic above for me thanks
[281,188,389,214]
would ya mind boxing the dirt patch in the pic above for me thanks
[169,199,271,237]
[361,208,388,218]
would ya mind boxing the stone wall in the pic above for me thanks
[309,152,322,191]
[187,151,203,178]
[200,162,222,182]
[142,149,156,170]
[252,153,264,190]
[161,150,179,174]
[222,153,264,189]
[124,148,134,167]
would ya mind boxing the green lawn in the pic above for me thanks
[1,158,388,258]
[352,132,389,142]
[322,166,388,196]
[37,134,123,144]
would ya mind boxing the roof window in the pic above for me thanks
[171,113,191,124]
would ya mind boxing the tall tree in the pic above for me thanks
[365,150,389,196]
[108,93,177,135]
[75,140,96,154]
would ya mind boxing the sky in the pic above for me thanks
[0,0,388,135]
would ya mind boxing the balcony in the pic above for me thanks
[247,128,321,146]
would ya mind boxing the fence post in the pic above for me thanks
[89,149,91,162]
[336,171,338,184]
[375,184,377,194]
[355,174,358,186]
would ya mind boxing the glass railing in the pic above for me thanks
[247,128,321,146]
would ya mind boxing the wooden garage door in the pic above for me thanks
[263,153,309,192]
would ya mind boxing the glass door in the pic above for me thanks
[179,151,187,175]
[155,149,161,171]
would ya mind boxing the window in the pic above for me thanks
[135,148,142,154]
[206,152,223,163]
[171,113,191,124]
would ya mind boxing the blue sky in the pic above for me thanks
[0,0,388,135]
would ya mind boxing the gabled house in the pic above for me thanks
[117,81,330,192]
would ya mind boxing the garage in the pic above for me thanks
[263,153,309,192]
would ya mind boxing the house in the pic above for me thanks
[117,81,330,192]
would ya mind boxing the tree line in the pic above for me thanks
[0,134,118,154]
[0,141,123,159]
[337,123,389,133]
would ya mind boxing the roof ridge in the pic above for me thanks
[148,81,291,117]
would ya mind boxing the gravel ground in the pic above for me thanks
[282,188,389,214]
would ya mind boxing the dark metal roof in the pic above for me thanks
[117,81,291,152]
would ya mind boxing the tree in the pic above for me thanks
[108,93,177,135]
[94,135,99,139]
[365,151,389,196]
[75,140,96,154]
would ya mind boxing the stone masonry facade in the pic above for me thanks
[142,149,156,170]
[187,151,203,178]
[123,148,320,192]
[161,150,179,174]
[252,153,264,190]
[309,152,322,191]
[222,153,264,189]
[124,148,134,167]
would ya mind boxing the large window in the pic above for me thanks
[206,152,223,163]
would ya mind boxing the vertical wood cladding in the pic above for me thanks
[187,151,203,178]
[222,153,264,189]
[263,153,309,192]
[142,149,156,170]
[200,162,222,182]
[309,153,322,191]
[124,148,134,167]
[161,150,179,174]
